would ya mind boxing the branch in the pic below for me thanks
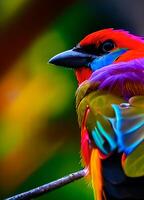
[5,168,88,200]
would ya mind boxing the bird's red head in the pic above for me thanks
[49,28,144,84]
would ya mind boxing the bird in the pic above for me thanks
[49,28,144,200]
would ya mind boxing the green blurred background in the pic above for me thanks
[0,0,144,199]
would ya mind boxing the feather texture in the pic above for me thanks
[76,57,144,199]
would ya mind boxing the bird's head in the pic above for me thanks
[49,28,144,84]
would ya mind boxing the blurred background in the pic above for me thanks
[0,0,144,199]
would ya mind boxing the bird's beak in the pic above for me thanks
[49,49,97,68]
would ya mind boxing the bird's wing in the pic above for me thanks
[76,81,124,157]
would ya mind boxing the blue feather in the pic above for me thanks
[90,48,127,71]
[110,104,144,155]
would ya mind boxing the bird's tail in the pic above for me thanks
[90,148,105,200]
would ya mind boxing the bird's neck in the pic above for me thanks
[75,67,92,85]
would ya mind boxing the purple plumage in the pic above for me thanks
[89,58,144,100]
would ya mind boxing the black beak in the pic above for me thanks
[49,48,97,68]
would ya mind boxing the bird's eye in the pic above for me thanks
[99,40,115,54]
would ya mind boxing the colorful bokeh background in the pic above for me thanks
[0,0,144,199]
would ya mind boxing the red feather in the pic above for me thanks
[75,67,92,85]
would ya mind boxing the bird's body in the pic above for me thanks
[76,58,144,200]
[49,28,144,200]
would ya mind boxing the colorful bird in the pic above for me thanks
[49,28,144,200]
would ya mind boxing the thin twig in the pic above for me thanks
[5,168,88,200]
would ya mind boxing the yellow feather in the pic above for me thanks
[90,149,103,200]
